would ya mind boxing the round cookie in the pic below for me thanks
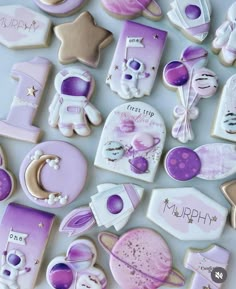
[19,141,87,208]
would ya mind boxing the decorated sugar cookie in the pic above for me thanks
[185,245,230,289]
[94,102,166,182]
[99,228,185,289]
[48,68,102,137]
[60,183,144,236]
[163,46,218,143]
[167,0,212,43]
[106,20,167,99]
[147,187,228,240]
[47,239,107,289]
[0,57,52,143]
[101,0,162,21]
[212,2,236,66]
[19,141,87,208]
[221,179,236,229]
[0,5,51,49]
[0,203,55,289]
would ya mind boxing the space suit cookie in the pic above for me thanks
[54,11,113,67]
[0,57,52,143]
[167,0,212,43]
[147,187,228,241]
[48,68,102,137]
[106,20,167,99]
[47,239,107,289]
[212,2,236,66]
[163,46,218,143]
[60,183,144,236]
[184,245,230,289]
[99,228,185,289]
[212,74,236,142]
[19,141,87,208]
[33,0,87,17]
[0,203,55,289]
[101,0,162,21]
[165,143,236,181]
[94,102,166,182]
[0,5,51,49]
[221,179,236,229]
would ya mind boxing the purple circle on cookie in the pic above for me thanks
[129,157,149,174]
[107,195,124,214]
[48,263,73,289]
[185,5,201,19]
[0,169,12,201]
[165,147,201,181]
[164,61,189,87]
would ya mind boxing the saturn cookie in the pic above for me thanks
[19,141,87,208]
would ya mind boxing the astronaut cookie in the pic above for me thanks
[101,0,162,21]
[0,203,55,289]
[212,2,236,66]
[33,0,87,17]
[163,46,218,143]
[99,228,185,289]
[106,20,167,99]
[167,0,212,43]
[19,141,87,208]
[0,57,52,143]
[47,239,107,289]
[60,183,144,236]
[94,102,166,182]
[48,67,102,137]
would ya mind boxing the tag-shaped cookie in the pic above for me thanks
[106,20,167,99]
[94,102,166,182]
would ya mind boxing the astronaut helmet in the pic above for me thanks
[228,2,236,22]
[55,68,95,100]
[7,250,26,269]
[127,58,145,73]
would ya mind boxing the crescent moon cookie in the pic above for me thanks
[19,141,87,208]
[47,239,107,289]
[0,57,52,143]
[101,0,162,21]
[54,11,113,67]
[33,0,88,17]
[163,46,218,143]
[94,102,166,183]
[98,228,185,289]
[106,20,167,99]
[212,2,236,66]
[167,0,212,43]
[48,68,102,137]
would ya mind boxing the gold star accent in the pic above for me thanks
[114,65,119,70]
[38,222,44,228]
[203,285,211,289]
[27,86,38,97]
[54,11,113,67]
[188,219,193,224]
[153,34,159,39]
[107,74,112,81]
[34,260,40,265]
[174,211,179,217]
[212,216,217,222]
[164,198,169,204]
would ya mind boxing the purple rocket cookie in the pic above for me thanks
[99,228,185,289]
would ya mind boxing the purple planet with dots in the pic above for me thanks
[185,5,201,20]
[129,156,149,174]
[48,263,73,289]
[0,169,13,201]
[164,61,189,87]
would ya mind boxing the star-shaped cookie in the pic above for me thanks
[54,11,113,67]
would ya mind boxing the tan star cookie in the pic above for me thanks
[54,11,113,67]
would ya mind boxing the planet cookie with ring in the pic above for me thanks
[19,141,87,208]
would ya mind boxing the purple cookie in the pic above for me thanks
[165,147,201,181]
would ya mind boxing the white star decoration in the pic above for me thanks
[27,86,38,97]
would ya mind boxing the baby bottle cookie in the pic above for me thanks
[94,102,166,182]
[106,20,167,99]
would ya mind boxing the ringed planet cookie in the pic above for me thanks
[19,141,87,208]
[98,228,185,289]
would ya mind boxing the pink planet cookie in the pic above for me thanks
[99,228,185,289]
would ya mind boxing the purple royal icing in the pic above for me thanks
[61,77,90,96]
[129,156,149,174]
[49,263,73,289]
[185,5,201,20]
[0,169,12,201]
[107,195,124,214]
[164,61,189,86]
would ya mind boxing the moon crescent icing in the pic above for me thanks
[25,154,61,200]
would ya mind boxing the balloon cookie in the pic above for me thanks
[33,0,87,17]
[101,0,162,21]
[221,179,236,229]
[60,183,144,236]
[19,141,87,208]
[48,68,102,137]
[47,239,107,289]
[106,20,167,99]
[163,46,218,143]
[94,102,166,182]
[99,228,185,289]
[212,2,236,66]
[165,143,236,181]
[54,11,113,67]
[167,0,212,43]
[185,245,230,289]
[0,5,51,49]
